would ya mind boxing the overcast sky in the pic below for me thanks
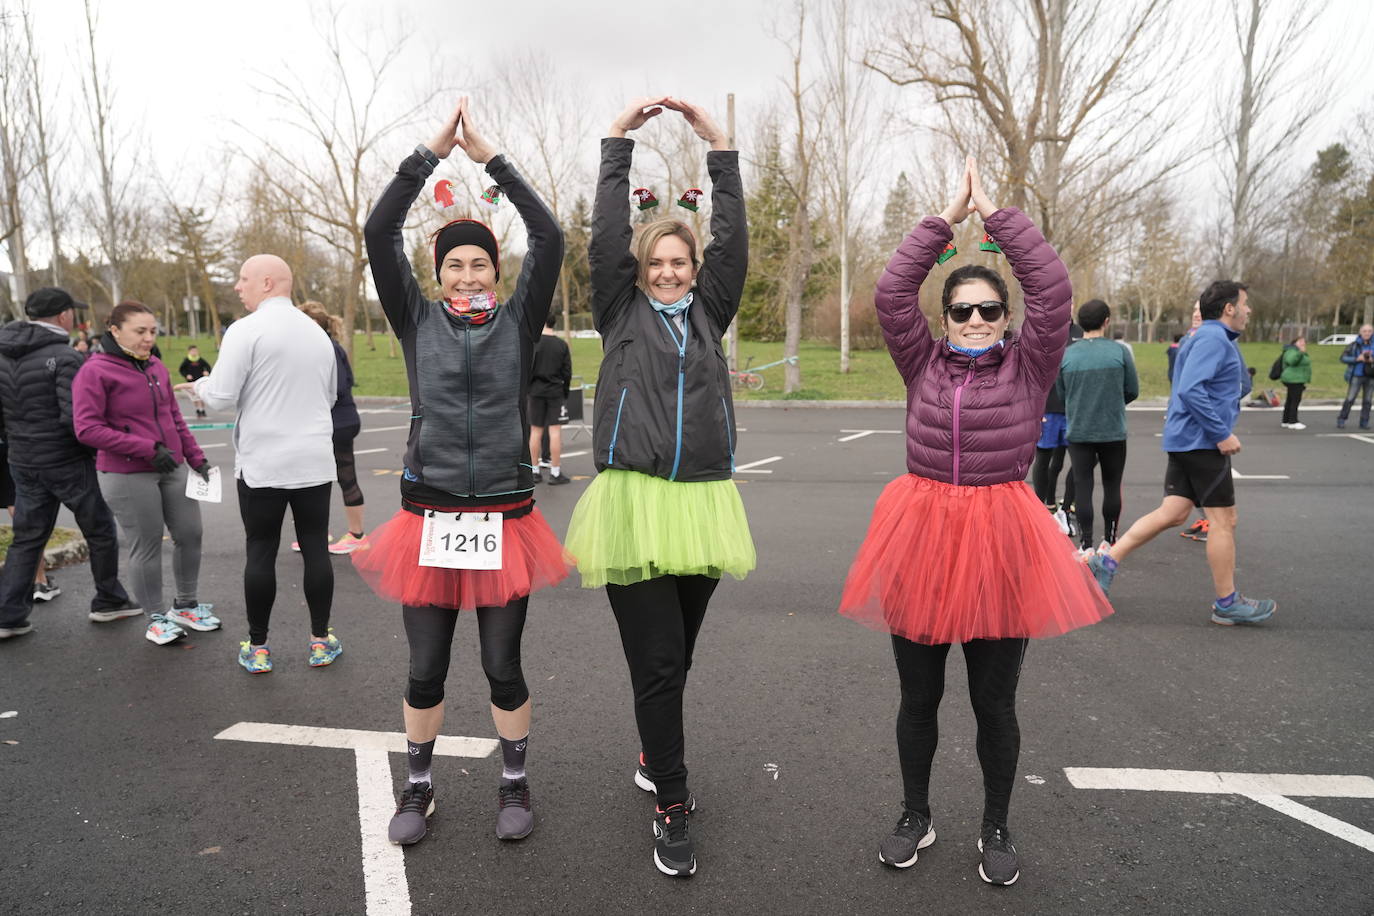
[11,0,1374,272]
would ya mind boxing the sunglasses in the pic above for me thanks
[944,301,1007,323]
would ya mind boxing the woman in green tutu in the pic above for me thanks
[564,96,755,879]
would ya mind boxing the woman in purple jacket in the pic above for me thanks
[839,160,1112,885]
[73,301,218,645]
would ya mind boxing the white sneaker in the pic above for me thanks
[1288,422,1306,430]
[145,614,187,645]
[1052,509,1070,535]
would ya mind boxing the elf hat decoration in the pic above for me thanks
[479,185,503,210]
[936,242,958,265]
[632,188,659,210]
[677,188,704,212]
[978,232,1002,254]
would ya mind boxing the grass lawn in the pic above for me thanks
[0,526,79,563]
[158,334,1353,402]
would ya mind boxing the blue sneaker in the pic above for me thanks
[238,642,272,674]
[1210,595,1276,626]
[1085,552,1117,595]
[308,630,343,667]
[145,614,187,645]
[166,602,221,632]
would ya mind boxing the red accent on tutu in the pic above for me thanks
[839,475,1113,644]
[352,506,572,610]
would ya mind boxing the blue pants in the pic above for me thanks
[1338,375,1373,427]
[0,460,129,627]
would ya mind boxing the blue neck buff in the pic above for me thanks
[649,291,693,317]
[948,339,1001,358]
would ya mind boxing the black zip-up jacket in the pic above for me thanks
[0,320,89,469]
[364,151,563,504]
[589,138,747,482]
[529,333,572,400]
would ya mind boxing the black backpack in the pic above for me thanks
[1268,349,1286,381]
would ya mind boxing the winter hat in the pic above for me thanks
[25,287,89,318]
[433,219,500,283]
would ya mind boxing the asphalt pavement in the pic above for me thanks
[1,401,1370,915]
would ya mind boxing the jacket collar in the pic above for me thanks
[99,330,150,370]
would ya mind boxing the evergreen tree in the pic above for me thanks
[739,129,791,341]
[879,171,917,255]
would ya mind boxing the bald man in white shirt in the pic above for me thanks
[184,254,342,673]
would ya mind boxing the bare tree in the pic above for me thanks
[866,0,1195,274]
[23,3,66,287]
[0,7,35,313]
[80,0,143,306]
[1120,189,1196,342]
[1214,0,1330,279]
[241,7,438,356]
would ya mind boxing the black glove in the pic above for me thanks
[191,459,212,482]
[151,443,179,475]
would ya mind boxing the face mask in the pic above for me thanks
[649,291,693,317]
[443,292,500,325]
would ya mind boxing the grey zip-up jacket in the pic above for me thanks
[364,151,563,502]
[589,138,747,482]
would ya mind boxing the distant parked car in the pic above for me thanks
[570,329,602,339]
[1319,334,1357,346]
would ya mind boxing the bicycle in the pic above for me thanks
[729,355,798,392]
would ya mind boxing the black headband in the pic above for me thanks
[433,219,500,283]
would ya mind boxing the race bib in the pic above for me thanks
[184,466,222,503]
[418,510,503,570]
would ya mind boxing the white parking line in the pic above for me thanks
[200,443,227,449]
[364,425,409,433]
[1231,469,1289,480]
[1065,767,1374,854]
[355,448,388,455]
[838,429,901,442]
[735,456,783,473]
[216,722,496,916]
[1316,433,1374,445]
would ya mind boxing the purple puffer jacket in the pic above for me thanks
[72,347,205,474]
[876,208,1071,486]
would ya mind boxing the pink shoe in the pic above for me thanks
[328,532,368,555]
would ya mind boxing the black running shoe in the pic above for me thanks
[878,809,935,868]
[977,821,1020,885]
[633,753,698,811]
[652,803,696,877]
[388,781,435,845]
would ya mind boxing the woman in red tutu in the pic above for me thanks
[357,97,568,847]
[840,158,1112,885]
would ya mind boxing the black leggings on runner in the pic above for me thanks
[333,423,364,508]
[403,599,529,711]
[1067,440,1127,549]
[892,636,1027,826]
[238,480,333,645]
[1031,446,1075,508]
[606,574,719,806]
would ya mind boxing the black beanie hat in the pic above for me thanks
[433,219,501,283]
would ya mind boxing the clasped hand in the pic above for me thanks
[939,157,997,227]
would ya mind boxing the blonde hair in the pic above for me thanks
[634,219,698,292]
[298,300,343,342]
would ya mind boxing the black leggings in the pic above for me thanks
[1031,446,1075,508]
[606,574,719,806]
[1067,440,1127,549]
[893,636,1027,825]
[1282,383,1305,425]
[403,599,529,711]
[333,423,364,508]
[237,480,333,645]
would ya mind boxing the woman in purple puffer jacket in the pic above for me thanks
[73,301,219,646]
[840,160,1112,886]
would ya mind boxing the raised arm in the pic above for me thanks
[665,99,746,337]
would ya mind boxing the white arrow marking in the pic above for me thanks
[216,722,498,916]
[1065,767,1374,854]
[735,456,783,473]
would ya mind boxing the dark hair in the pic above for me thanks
[108,300,156,329]
[1077,299,1110,331]
[1172,334,1183,343]
[941,264,1008,309]
[1198,281,1247,320]
[545,313,557,330]
[1289,336,1304,346]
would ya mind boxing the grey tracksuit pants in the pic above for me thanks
[97,466,203,613]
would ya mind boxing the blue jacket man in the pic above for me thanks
[1337,323,1374,429]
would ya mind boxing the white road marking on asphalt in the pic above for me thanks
[355,448,388,455]
[1316,433,1374,445]
[561,450,589,458]
[838,429,901,442]
[0,710,16,718]
[356,748,411,915]
[364,426,410,433]
[1065,767,1374,854]
[200,443,227,449]
[215,723,497,916]
[1231,469,1290,480]
[735,456,783,473]
[214,722,497,758]
[1247,794,1374,853]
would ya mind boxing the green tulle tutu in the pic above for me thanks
[565,469,756,588]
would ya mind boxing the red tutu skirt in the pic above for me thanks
[352,504,572,610]
[839,475,1113,644]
